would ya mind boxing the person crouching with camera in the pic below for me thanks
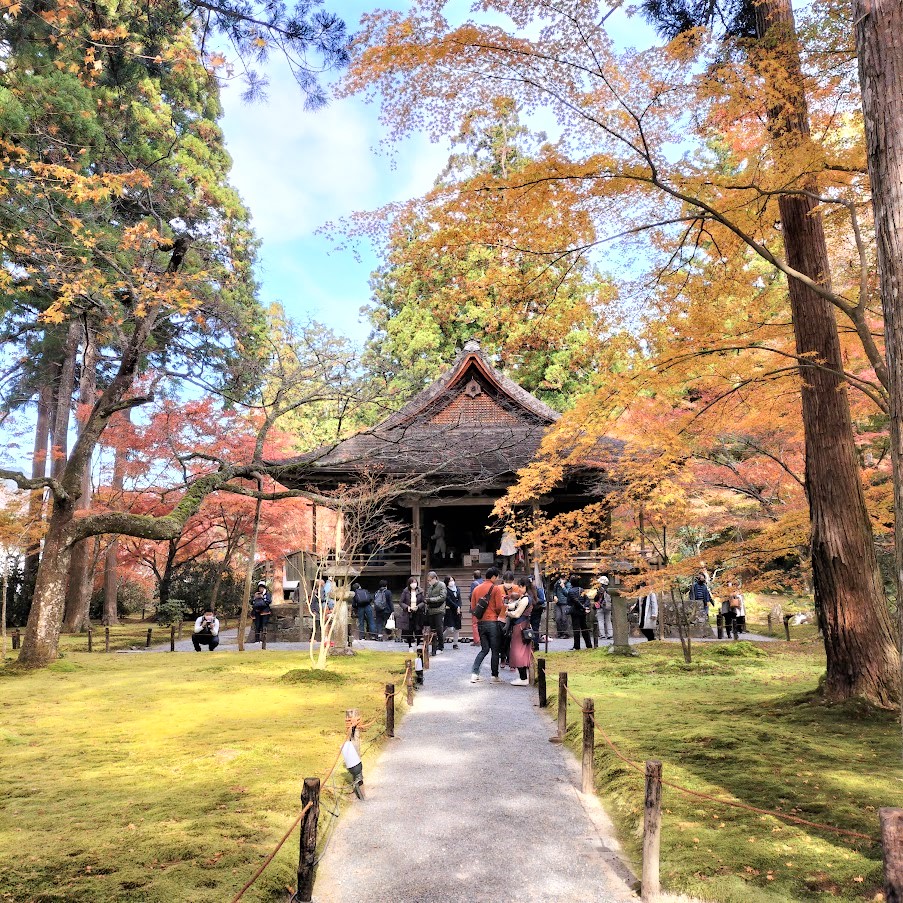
[192,609,220,652]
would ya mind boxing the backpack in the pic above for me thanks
[354,588,372,608]
[374,588,392,613]
[472,584,494,620]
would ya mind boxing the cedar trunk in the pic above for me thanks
[22,385,52,608]
[102,410,130,626]
[756,0,899,706]
[854,0,903,711]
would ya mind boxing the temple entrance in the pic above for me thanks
[422,504,526,572]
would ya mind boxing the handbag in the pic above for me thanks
[521,625,535,644]
[385,614,396,630]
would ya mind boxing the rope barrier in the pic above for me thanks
[563,684,876,843]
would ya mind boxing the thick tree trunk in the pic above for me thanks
[237,479,263,652]
[756,0,899,706]
[102,410,130,626]
[22,385,52,609]
[854,0,903,713]
[19,502,75,666]
[157,541,178,612]
[63,330,98,633]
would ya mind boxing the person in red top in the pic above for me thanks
[470,567,506,683]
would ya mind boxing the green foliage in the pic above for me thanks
[278,668,348,685]
[154,598,185,626]
[551,643,893,901]
[170,560,245,618]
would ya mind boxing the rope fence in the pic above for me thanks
[228,662,414,903]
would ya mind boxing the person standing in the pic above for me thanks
[250,584,273,643]
[530,578,545,649]
[553,576,572,639]
[508,577,533,685]
[431,520,447,560]
[498,529,517,572]
[400,577,424,649]
[192,610,220,651]
[723,582,745,638]
[689,573,715,629]
[352,582,376,640]
[470,567,505,683]
[499,571,515,667]
[425,571,448,652]
[443,576,462,649]
[567,577,593,650]
[469,570,483,644]
[596,576,612,640]
[373,580,393,639]
[637,591,658,641]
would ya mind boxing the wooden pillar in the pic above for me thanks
[410,500,422,578]
[582,698,595,794]
[557,672,568,740]
[642,760,663,901]
[385,684,395,738]
[297,778,320,902]
[537,658,547,707]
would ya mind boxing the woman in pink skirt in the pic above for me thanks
[507,577,534,686]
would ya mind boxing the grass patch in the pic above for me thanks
[277,668,347,685]
[548,641,899,902]
[0,649,408,901]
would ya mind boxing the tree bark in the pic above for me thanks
[755,0,899,706]
[22,384,52,610]
[237,477,264,652]
[102,409,130,626]
[854,0,903,715]
[63,329,98,633]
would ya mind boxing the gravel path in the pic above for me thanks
[312,645,638,903]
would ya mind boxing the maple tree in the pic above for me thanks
[343,0,899,706]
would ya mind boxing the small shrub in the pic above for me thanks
[278,669,347,685]
[711,641,766,658]
[155,599,184,627]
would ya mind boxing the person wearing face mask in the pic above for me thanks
[507,577,534,685]
[443,575,462,649]
[425,571,448,653]
[400,577,425,649]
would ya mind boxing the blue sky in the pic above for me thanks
[217,2,658,346]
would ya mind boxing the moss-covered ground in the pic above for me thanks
[0,649,408,902]
[548,639,901,903]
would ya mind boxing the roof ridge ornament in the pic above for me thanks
[463,339,481,352]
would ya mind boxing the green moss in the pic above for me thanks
[0,650,409,901]
[547,643,895,902]
[278,668,347,684]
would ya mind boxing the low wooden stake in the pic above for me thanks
[715,612,724,639]
[783,613,792,641]
[87,628,93,653]
[881,807,903,903]
[405,659,414,705]
[170,625,175,652]
[145,627,152,648]
[12,629,20,650]
[767,612,773,636]
[422,630,431,670]
[642,760,663,901]
[537,658,547,708]
[261,628,267,650]
[582,697,595,794]
[385,683,395,738]
[430,630,438,656]
[297,777,320,902]
[105,626,110,653]
[556,672,568,741]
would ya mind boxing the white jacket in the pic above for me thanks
[639,593,658,629]
[193,615,220,636]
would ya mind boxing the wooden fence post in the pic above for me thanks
[783,614,792,641]
[767,612,773,636]
[261,627,267,650]
[170,625,176,652]
[555,672,568,742]
[12,628,20,650]
[405,659,414,705]
[87,628,93,653]
[715,612,724,639]
[105,626,110,653]
[881,808,903,903]
[537,658,547,708]
[145,628,152,648]
[385,683,395,738]
[582,697,595,794]
[422,630,431,670]
[642,760,663,902]
[430,630,438,656]
[297,777,320,903]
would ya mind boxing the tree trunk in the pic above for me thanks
[49,323,78,482]
[237,478,264,652]
[18,501,75,667]
[102,410,130,626]
[63,329,98,633]
[157,541,178,612]
[22,384,52,611]
[755,0,899,706]
[854,0,903,715]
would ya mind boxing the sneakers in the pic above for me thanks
[491,675,502,683]
[470,673,482,683]
[510,678,529,686]
[452,644,459,649]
